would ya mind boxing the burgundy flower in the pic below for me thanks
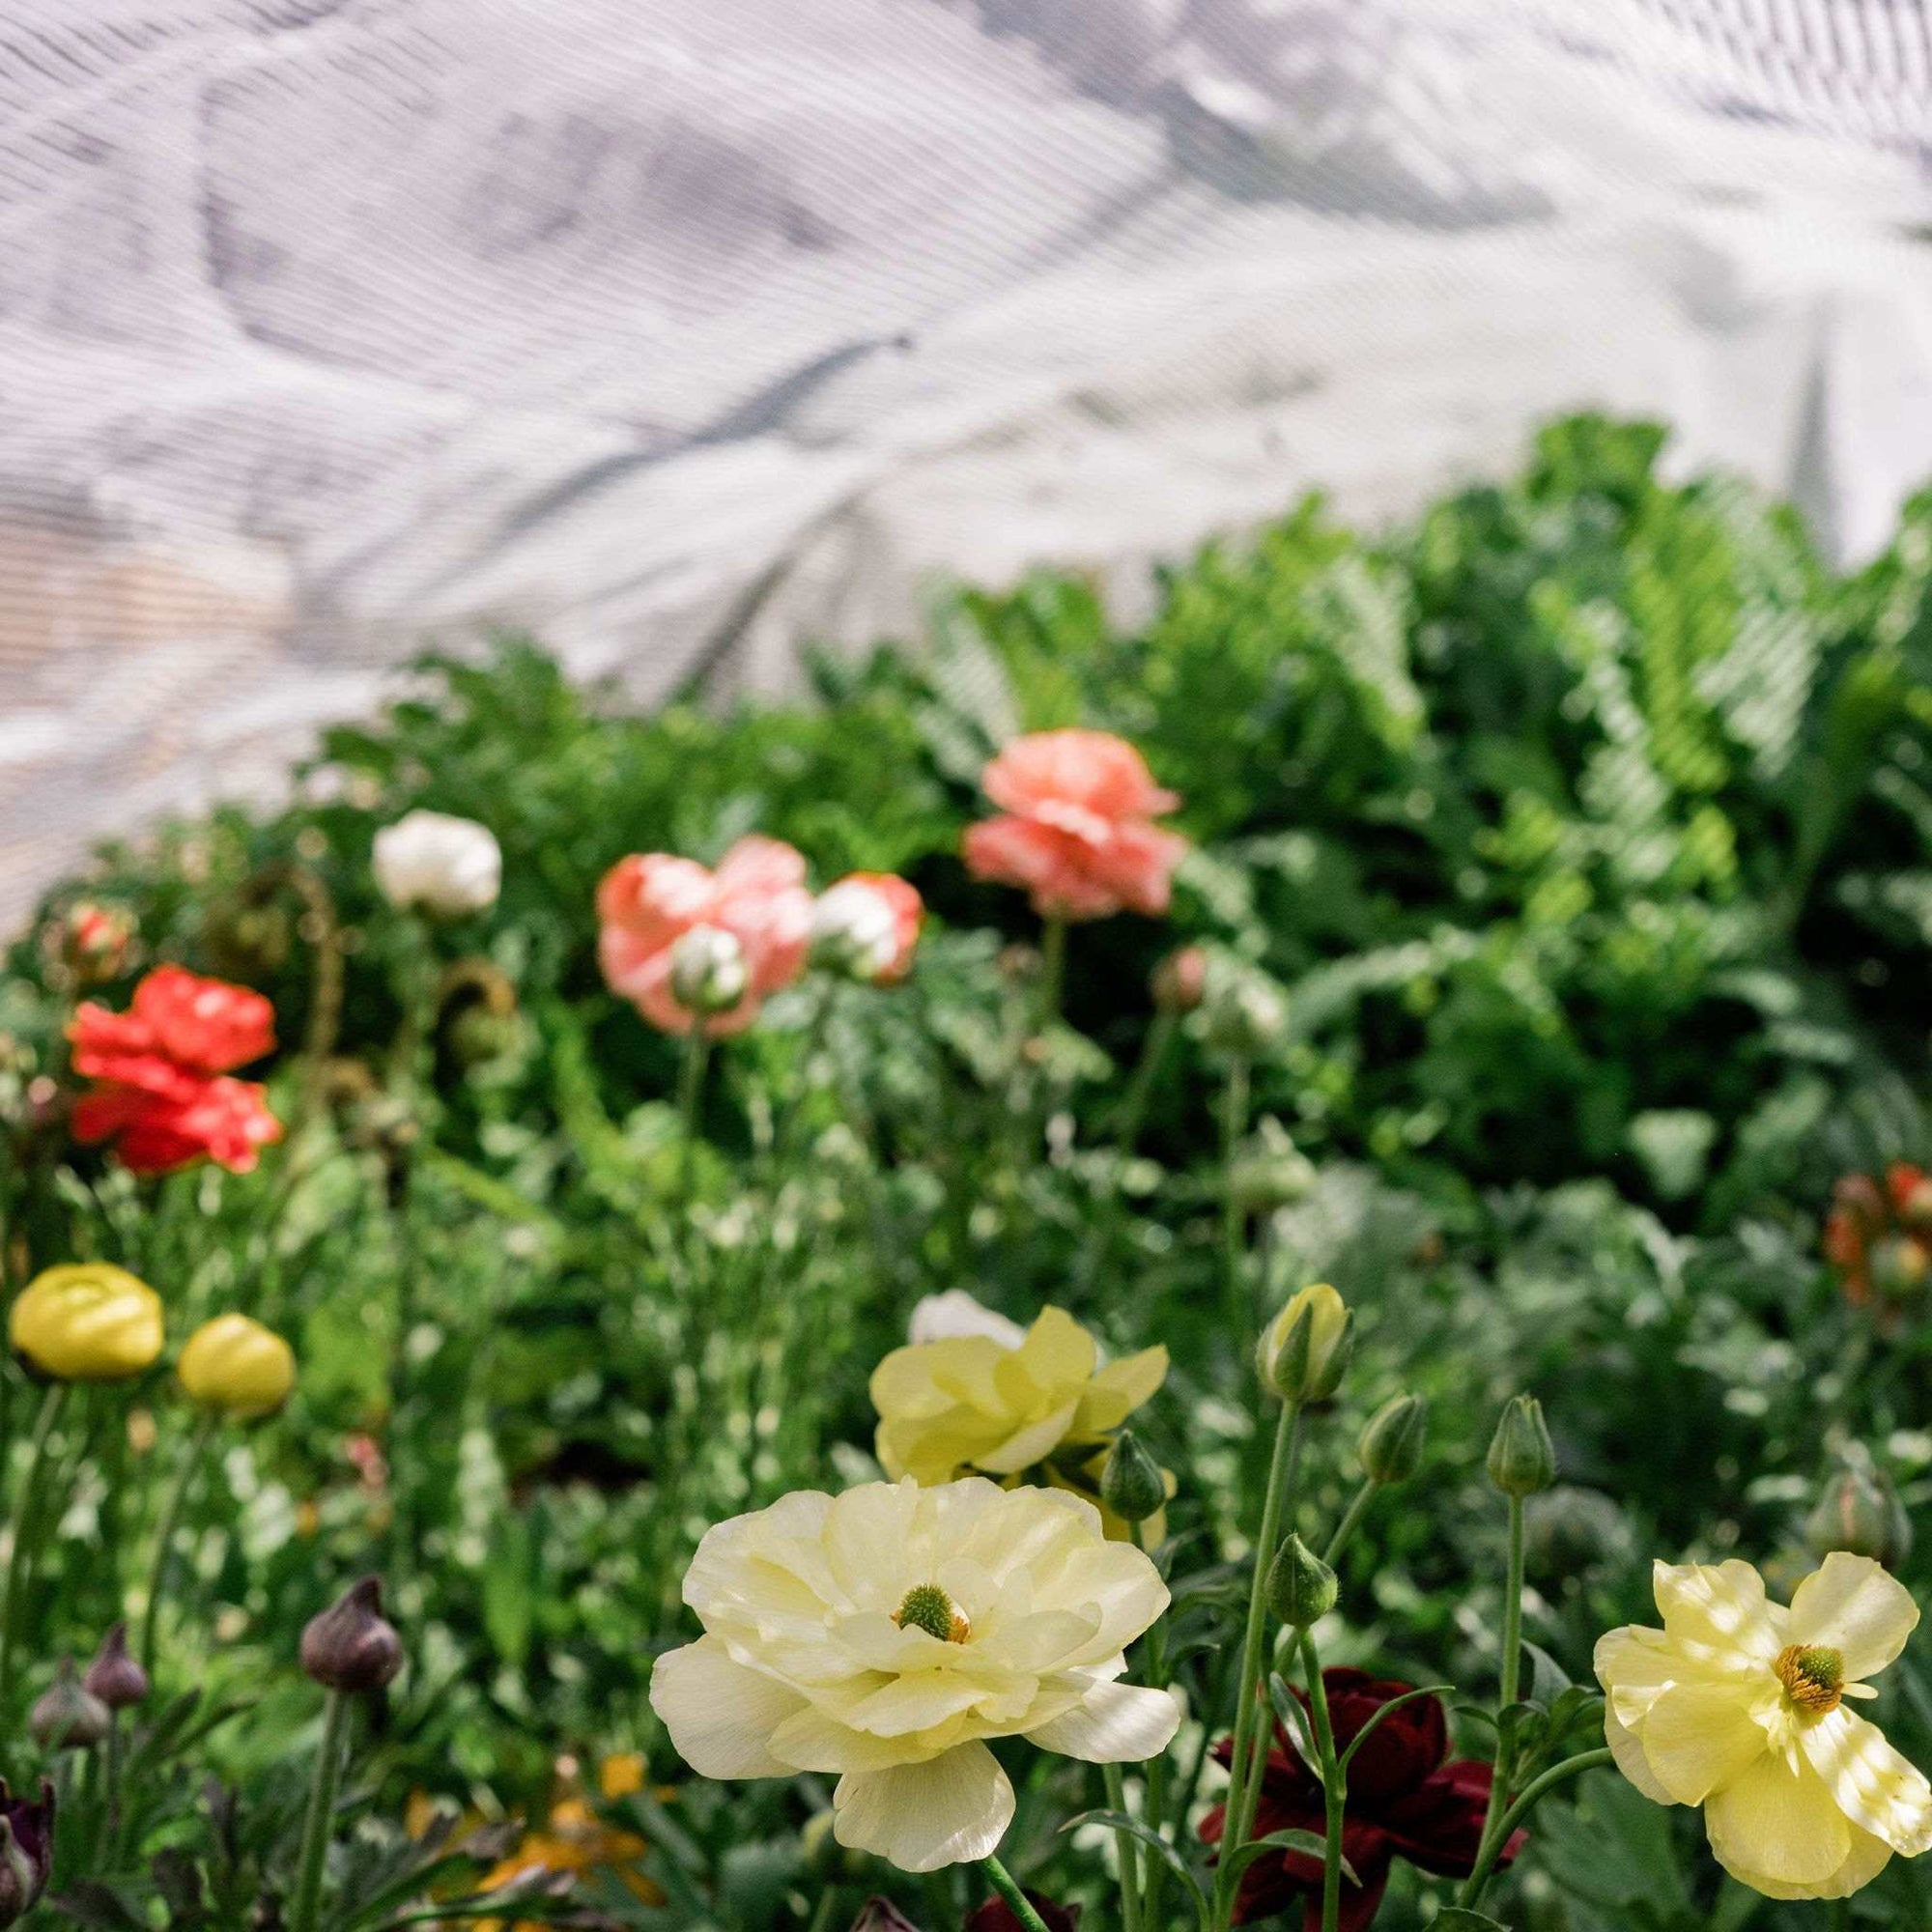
[0,1776,54,1923]
[967,1891,1080,1932]
[1201,1670,1520,1930]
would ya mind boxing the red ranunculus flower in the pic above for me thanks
[967,1890,1080,1932]
[1825,1162,1932,1329]
[962,729,1187,922]
[68,967,280,1176]
[1201,1671,1518,1930]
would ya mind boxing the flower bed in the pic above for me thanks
[2,415,1931,1928]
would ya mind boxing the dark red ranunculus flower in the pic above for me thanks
[1201,1670,1519,1930]
[68,966,280,1175]
[967,1891,1080,1932]
[0,1776,55,1920]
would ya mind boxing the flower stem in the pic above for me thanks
[138,1409,218,1681]
[1216,1398,1303,1928]
[1103,1760,1144,1932]
[0,1383,68,1718]
[289,1688,351,1932]
[981,1853,1050,1932]
[1134,1520,1174,1930]
[1299,1632,1346,1932]
[1460,1746,1614,1904]
[676,1025,712,1208]
[1073,1009,1178,1297]
[1458,1493,1526,1911]
[1321,1478,1378,1571]
[1220,1055,1252,1340]
[1037,916,1067,1035]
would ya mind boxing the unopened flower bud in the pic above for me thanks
[55,901,137,985]
[1227,1119,1315,1214]
[1804,1456,1913,1569]
[1150,945,1208,1014]
[810,875,922,984]
[668,925,749,1015]
[11,1263,164,1383]
[0,1779,54,1925]
[373,810,501,918]
[30,1660,109,1751]
[1100,1430,1167,1526]
[300,1577,404,1693]
[1257,1283,1351,1405]
[179,1314,297,1421]
[1487,1395,1557,1498]
[1870,1234,1930,1301]
[82,1623,150,1712]
[1265,1532,1338,1630]
[1358,1392,1428,1486]
[1201,957,1288,1057]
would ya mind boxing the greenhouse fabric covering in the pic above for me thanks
[6,0,1932,925]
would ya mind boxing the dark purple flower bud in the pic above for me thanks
[82,1623,150,1712]
[30,1660,109,1752]
[0,1778,54,1925]
[300,1577,404,1693]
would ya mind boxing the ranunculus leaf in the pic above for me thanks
[1222,1830,1362,1889]
[1432,1912,1509,1930]
[1059,1810,1206,1906]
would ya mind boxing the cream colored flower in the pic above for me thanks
[871,1305,1166,1489]
[1595,1552,1932,1899]
[373,810,501,917]
[650,1477,1179,1872]
[907,1290,1026,1349]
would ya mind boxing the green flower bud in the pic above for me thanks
[668,925,749,1016]
[1201,955,1288,1057]
[1150,946,1208,1014]
[1227,1119,1316,1214]
[1100,1430,1168,1526]
[1487,1395,1557,1498]
[1257,1284,1351,1405]
[1804,1455,1913,1570]
[1265,1532,1338,1630]
[1357,1392,1428,1486]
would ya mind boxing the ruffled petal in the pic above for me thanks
[1799,1706,1932,1857]
[649,1638,808,1778]
[1023,1681,1179,1762]
[1786,1552,1920,1683]
[1704,1748,1851,1891]
[1634,1680,1771,1805]
[833,1742,1014,1872]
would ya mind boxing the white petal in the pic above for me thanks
[1024,1680,1180,1762]
[1800,1707,1932,1857]
[1719,1821,1892,1901]
[910,1292,1026,1349]
[1787,1553,1921,1682]
[1603,1702,1674,1805]
[833,1742,1015,1872]
[649,1638,807,1777]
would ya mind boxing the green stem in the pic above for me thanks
[1321,1479,1378,1571]
[981,1853,1049,1932]
[1037,916,1067,1035]
[1103,1761,1144,1932]
[289,1689,352,1932]
[1460,1747,1614,1906]
[138,1410,218,1682]
[0,1384,68,1717]
[804,1885,839,1932]
[1459,1495,1526,1910]
[1215,1400,1303,1926]
[1134,1520,1173,1931]
[676,1026,713,1208]
[1220,1056,1252,1340]
[1299,1632,1346,1932]
[1072,1009,1178,1297]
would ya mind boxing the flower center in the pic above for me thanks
[1775,1643,1845,1715]
[894,1583,970,1643]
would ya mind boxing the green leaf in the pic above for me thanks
[1223,1829,1361,1889]
[1060,1809,1207,1907]
[1432,1912,1509,1931]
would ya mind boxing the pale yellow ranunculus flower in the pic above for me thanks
[10,1264,163,1382]
[178,1314,296,1420]
[1595,1551,1932,1899]
[870,1303,1166,1490]
[650,1476,1179,1871]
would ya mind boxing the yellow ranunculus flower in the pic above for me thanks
[871,1301,1166,1489]
[1595,1551,1932,1899]
[651,1476,1179,1872]
[10,1264,163,1382]
[178,1314,296,1420]
[1257,1281,1350,1403]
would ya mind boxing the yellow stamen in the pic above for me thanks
[1775,1643,1845,1714]
[894,1583,970,1643]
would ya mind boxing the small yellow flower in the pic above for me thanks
[178,1314,296,1420]
[871,1301,1166,1494]
[10,1264,163,1382]
[1596,1552,1932,1899]
[651,1477,1179,1872]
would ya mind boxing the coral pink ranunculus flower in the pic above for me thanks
[68,966,281,1175]
[597,835,812,1036]
[963,730,1187,921]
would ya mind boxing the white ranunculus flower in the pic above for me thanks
[907,1289,1027,1350]
[650,1476,1179,1871]
[372,810,501,917]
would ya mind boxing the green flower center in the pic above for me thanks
[1775,1643,1845,1714]
[894,1583,970,1643]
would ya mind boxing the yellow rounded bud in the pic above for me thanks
[10,1264,163,1382]
[1256,1282,1351,1404]
[178,1314,296,1420]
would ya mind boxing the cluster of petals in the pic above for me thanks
[810,872,924,983]
[1596,1552,1932,1899]
[649,1476,1179,1872]
[873,1298,1169,1538]
[597,836,812,1036]
[962,730,1187,922]
[1202,1669,1514,1929]
[69,966,281,1175]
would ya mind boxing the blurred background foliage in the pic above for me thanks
[5,415,1932,1929]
